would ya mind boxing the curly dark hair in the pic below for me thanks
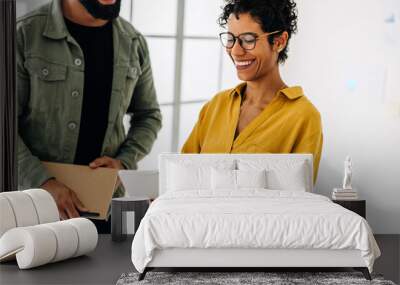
[218,0,298,64]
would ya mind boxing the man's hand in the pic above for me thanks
[41,179,87,220]
[89,156,125,188]
[89,156,125,170]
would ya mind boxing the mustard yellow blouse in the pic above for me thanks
[181,83,323,182]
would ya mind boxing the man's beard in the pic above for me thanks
[79,0,121,20]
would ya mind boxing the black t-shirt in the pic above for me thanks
[65,18,114,165]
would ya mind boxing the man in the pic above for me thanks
[182,0,323,182]
[16,0,162,226]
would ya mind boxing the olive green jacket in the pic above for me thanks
[17,0,162,196]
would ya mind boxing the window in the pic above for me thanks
[124,0,239,170]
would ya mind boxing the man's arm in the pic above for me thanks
[16,24,86,219]
[115,35,162,169]
[16,24,53,189]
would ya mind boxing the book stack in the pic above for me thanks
[332,188,358,200]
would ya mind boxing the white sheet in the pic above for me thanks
[131,190,380,273]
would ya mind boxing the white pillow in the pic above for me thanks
[0,196,16,237]
[211,168,236,190]
[167,160,235,191]
[23,189,59,224]
[0,218,97,269]
[211,169,267,190]
[0,192,39,227]
[237,169,267,189]
[237,159,310,191]
[0,190,59,238]
[266,162,308,191]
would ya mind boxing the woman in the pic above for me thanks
[182,0,323,182]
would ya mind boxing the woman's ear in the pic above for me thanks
[274,31,289,52]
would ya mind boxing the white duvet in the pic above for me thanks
[131,190,380,273]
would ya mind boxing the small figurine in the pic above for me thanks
[342,155,353,190]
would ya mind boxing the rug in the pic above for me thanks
[116,271,396,285]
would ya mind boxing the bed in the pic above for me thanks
[130,154,380,280]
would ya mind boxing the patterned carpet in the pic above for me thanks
[116,271,396,285]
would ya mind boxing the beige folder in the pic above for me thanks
[42,162,119,220]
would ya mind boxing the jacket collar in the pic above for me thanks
[43,0,138,40]
[43,0,68,40]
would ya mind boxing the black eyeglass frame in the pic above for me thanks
[219,30,282,50]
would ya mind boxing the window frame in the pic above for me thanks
[0,0,17,192]
[131,0,225,152]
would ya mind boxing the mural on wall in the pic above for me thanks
[14,0,400,233]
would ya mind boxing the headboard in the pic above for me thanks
[159,153,314,195]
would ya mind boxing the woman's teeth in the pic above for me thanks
[235,60,254,67]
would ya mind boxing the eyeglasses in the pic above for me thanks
[219,31,281,50]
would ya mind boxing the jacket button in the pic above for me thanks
[130,67,137,77]
[74,58,82,66]
[41,68,49,76]
[71,90,80,98]
[68,122,77,130]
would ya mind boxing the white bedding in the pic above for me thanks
[131,190,380,273]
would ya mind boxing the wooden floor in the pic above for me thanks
[374,234,400,284]
[0,235,398,285]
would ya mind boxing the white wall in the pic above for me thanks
[281,0,400,234]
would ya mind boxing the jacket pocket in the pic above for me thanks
[24,57,67,111]
[122,64,142,111]
[126,65,141,93]
[24,57,67,81]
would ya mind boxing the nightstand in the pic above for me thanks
[332,199,366,219]
[111,197,150,242]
